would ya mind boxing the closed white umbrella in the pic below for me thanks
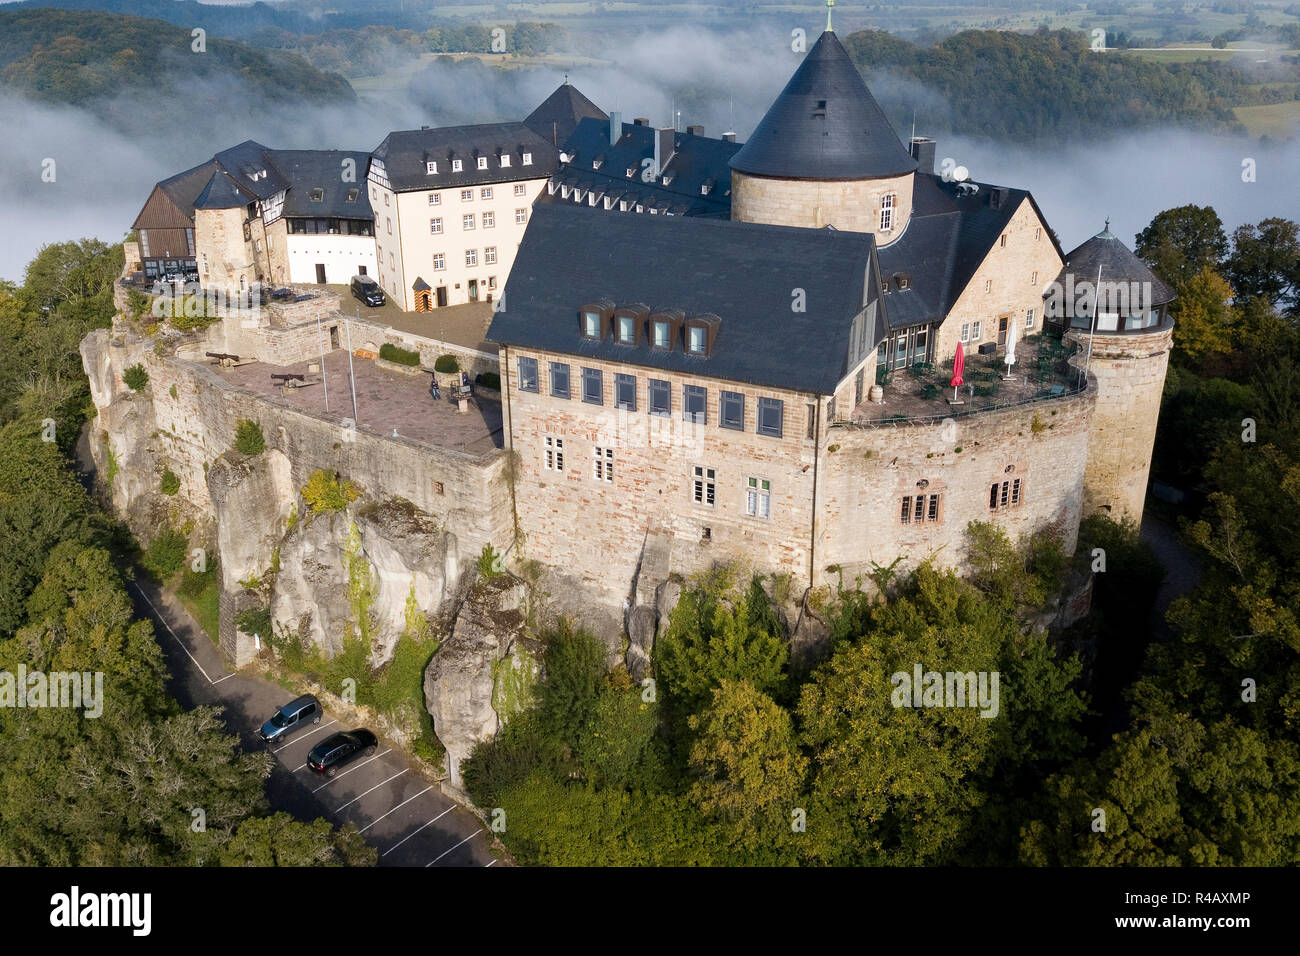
[1004,317,1018,379]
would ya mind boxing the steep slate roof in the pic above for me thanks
[730,31,917,181]
[371,122,558,191]
[488,203,883,395]
[272,150,373,218]
[524,82,608,147]
[193,170,254,210]
[1055,225,1176,308]
[546,117,740,218]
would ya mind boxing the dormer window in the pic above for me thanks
[894,273,911,291]
[626,167,636,179]
[477,156,488,170]
[500,154,511,167]
[309,188,324,203]
[652,320,671,349]
[583,311,601,338]
[451,159,463,172]
[345,188,359,203]
[662,174,674,186]
[426,161,438,174]
[617,315,635,344]
[688,325,706,354]
[522,152,533,165]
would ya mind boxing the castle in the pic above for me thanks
[104,23,1173,677]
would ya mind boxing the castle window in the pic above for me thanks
[477,157,489,170]
[429,192,441,205]
[582,367,603,405]
[1026,308,1035,329]
[1032,271,1038,285]
[309,188,324,203]
[461,189,473,202]
[516,208,528,224]
[1000,234,1007,248]
[985,279,992,293]
[972,321,982,340]
[463,214,476,231]
[616,315,636,344]
[430,218,442,234]
[746,477,771,518]
[550,362,570,398]
[433,253,445,271]
[649,379,670,417]
[583,311,601,339]
[720,391,744,430]
[593,446,614,482]
[452,159,463,172]
[481,187,493,200]
[989,478,1023,511]
[1035,227,1042,241]
[615,373,637,411]
[880,194,895,231]
[693,466,716,507]
[501,155,511,168]
[544,436,563,471]
[523,152,533,165]
[757,398,784,438]
[901,493,942,524]
[386,218,392,235]
[688,326,707,354]
[683,385,707,424]
[345,189,359,203]
[855,369,864,406]
[806,404,816,440]
[514,183,526,196]
[960,323,970,343]
[485,246,497,265]
[483,212,495,228]
[465,249,477,267]
[426,161,438,175]
[517,356,538,393]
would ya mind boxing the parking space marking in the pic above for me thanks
[358,785,434,833]
[382,807,453,857]
[272,720,337,754]
[336,769,408,812]
[485,859,496,867]
[310,749,392,793]
[426,830,481,867]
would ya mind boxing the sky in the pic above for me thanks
[0,22,1296,282]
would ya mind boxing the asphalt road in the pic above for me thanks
[126,578,497,867]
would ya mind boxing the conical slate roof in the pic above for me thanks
[1058,223,1176,308]
[730,31,917,181]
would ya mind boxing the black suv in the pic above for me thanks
[307,729,378,776]
[350,275,385,307]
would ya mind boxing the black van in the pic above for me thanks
[258,694,322,745]
[350,274,385,307]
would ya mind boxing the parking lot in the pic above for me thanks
[129,578,498,867]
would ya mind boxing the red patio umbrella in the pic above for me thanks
[951,341,965,402]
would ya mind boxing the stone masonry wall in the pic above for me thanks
[731,169,915,247]
[1066,324,1173,525]
[816,386,1095,585]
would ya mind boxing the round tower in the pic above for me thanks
[729,29,917,245]
[1055,223,1176,525]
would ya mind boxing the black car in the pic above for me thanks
[350,275,385,307]
[307,729,378,776]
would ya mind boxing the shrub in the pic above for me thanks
[920,383,940,400]
[302,469,360,514]
[379,342,421,367]
[141,528,188,581]
[234,419,266,456]
[476,371,501,390]
[477,543,503,579]
[159,468,180,495]
[434,354,459,373]
[235,605,272,638]
[123,364,149,391]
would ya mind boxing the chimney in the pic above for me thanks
[633,117,649,126]
[609,111,621,146]
[721,131,736,143]
[421,125,430,130]
[909,136,936,175]
[653,128,675,178]
[686,124,703,137]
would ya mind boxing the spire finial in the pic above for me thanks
[826,0,835,32]
[1104,216,1109,232]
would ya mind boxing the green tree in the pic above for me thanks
[1170,266,1235,362]
[220,813,377,866]
[1135,204,1228,288]
[1225,218,1300,315]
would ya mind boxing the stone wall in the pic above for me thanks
[816,386,1096,585]
[731,169,914,246]
[1066,323,1173,525]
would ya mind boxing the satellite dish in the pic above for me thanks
[953,165,969,182]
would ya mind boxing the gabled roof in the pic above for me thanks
[524,82,607,147]
[488,203,882,395]
[1055,225,1176,308]
[730,31,916,181]
[193,170,254,210]
[271,150,373,218]
[546,118,740,218]
[211,140,290,200]
[371,122,558,191]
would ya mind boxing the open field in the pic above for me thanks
[1234,100,1300,137]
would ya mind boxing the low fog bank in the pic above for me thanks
[1,22,1296,280]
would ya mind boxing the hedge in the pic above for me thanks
[476,372,501,391]
[434,354,459,373]
[380,342,421,367]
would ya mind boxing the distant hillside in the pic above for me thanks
[844,27,1300,139]
[0,9,355,107]
[6,0,443,35]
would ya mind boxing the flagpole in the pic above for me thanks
[317,314,329,412]
[1081,263,1101,388]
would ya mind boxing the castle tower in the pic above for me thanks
[1055,223,1176,525]
[192,170,258,295]
[729,29,917,244]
